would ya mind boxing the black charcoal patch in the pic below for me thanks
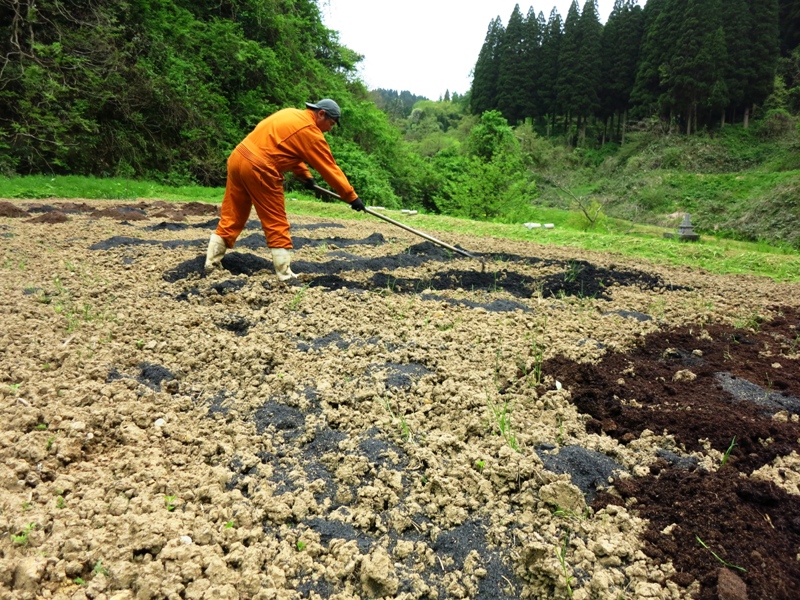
[656,449,699,471]
[226,456,259,497]
[137,363,175,391]
[192,218,260,230]
[303,386,320,405]
[407,241,462,259]
[253,400,306,437]
[164,252,272,282]
[236,231,385,251]
[296,577,335,599]
[536,445,625,500]
[206,393,231,418]
[175,287,200,302]
[420,293,531,313]
[607,310,652,322]
[88,236,204,250]
[145,221,189,231]
[715,372,800,414]
[358,437,408,470]
[538,261,690,300]
[164,257,205,282]
[235,233,267,250]
[89,236,150,250]
[122,257,135,265]
[304,428,347,457]
[106,367,124,384]
[662,348,705,367]
[293,245,453,277]
[215,314,250,336]
[194,218,220,229]
[209,279,246,295]
[432,519,520,599]
[305,517,374,552]
[295,331,351,352]
[374,270,539,299]
[305,274,370,292]
[369,362,433,391]
[26,204,58,213]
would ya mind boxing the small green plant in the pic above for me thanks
[552,505,590,521]
[382,398,414,443]
[487,394,519,451]
[164,495,177,511]
[733,311,762,332]
[530,341,544,387]
[22,501,33,511]
[556,418,565,445]
[92,561,110,577]
[556,531,574,598]
[8,383,21,394]
[136,339,144,350]
[696,536,746,571]
[12,523,36,546]
[46,436,55,451]
[224,520,235,528]
[720,436,736,467]
[297,540,307,551]
[74,577,86,586]
[564,259,584,283]
[35,423,48,430]
[56,495,66,509]
[475,460,485,472]
[287,284,310,311]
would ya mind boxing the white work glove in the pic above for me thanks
[204,233,227,272]
[271,248,297,281]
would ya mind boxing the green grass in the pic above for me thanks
[0,174,223,202]
[3,174,798,281]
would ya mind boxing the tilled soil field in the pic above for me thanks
[1,198,799,600]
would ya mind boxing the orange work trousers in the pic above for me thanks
[215,147,292,249]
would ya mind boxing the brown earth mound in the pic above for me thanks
[0,201,30,218]
[28,211,69,224]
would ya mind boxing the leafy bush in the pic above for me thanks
[757,109,796,140]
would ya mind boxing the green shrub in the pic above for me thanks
[757,109,796,140]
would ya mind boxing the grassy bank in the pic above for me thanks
[2,175,798,282]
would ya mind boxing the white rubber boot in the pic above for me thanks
[271,248,297,282]
[205,233,227,272]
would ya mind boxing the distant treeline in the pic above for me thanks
[369,89,429,118]
[471,0,800,139]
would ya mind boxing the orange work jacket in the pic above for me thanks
[237,108,357,202]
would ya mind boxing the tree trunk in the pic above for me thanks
[621,110,627,145]
[744,106,750,129]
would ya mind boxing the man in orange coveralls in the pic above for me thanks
[204,99,365,281]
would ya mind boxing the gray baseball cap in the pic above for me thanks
[305,98,341,125]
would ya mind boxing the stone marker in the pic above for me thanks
[664,213,700,241]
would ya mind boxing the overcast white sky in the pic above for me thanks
[321,1,621,100]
